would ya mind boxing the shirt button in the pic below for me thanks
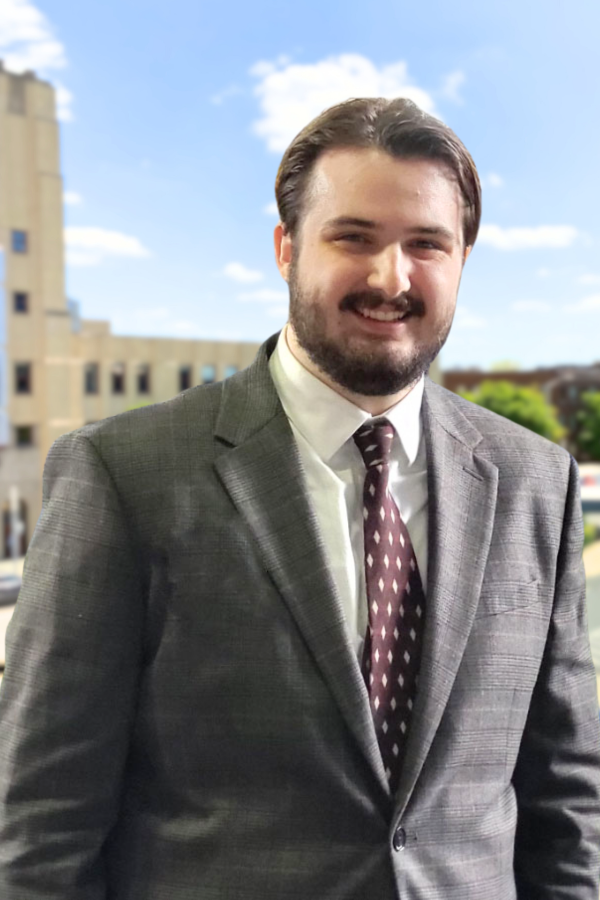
[392,825,406,851]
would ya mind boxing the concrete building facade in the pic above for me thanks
[0,66,260,555]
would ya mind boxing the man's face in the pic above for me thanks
[275,147,470,402]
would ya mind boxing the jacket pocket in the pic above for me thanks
[476,563,539,617]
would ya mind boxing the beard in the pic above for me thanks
[288,262,455,397]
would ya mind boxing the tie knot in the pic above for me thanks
[353,419,396,468]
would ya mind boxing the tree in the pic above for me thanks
[575,391,600,461]
[459,380,565,443]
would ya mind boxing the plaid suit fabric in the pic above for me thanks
[0,334,598,900]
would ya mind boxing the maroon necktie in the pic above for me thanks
[354,419,426,794]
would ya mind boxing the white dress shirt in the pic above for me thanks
[269,328,429,655]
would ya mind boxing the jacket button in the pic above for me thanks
[392,826,406,851]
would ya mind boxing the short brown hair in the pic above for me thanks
[275,97,482,248]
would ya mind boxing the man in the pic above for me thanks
[0,98,599,899]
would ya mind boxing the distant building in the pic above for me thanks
[0,66,260,556]
[444,364,600,457]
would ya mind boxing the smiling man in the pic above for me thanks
[0,98,599,900]
[279,149,468,409]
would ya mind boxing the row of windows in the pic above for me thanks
[12,363,239,396]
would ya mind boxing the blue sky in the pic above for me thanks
[2,0,599,371]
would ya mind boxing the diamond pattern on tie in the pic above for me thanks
[354,418,426,795]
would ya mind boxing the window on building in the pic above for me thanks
[569,385,579,401]
[224,365,238,379]
[201,364,216,384]
[15,363,31,394]
[179,366,192,392]
[13,291,28,313]
[111,364,125,394]
[11,230,28,253]
[84,363,99,395]
[137,365,151,394]
[15,426,33,447]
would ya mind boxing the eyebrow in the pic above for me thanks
[322,216,380,230]
[411,225,456,242]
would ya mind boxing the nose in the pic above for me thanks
[366,244,411,300]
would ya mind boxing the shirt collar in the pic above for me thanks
[269,326,424,465]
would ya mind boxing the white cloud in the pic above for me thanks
[64,227,151,267]
[238,289,287,303]
[250,54,437,153]
[536,267,551,278]
[0,0,67,71]
[64,251,100,268]
[511,300,552,312]
[454,306,486,329]
[223,262,264,283]
[0,1,74,118]
[482,172,504,188]
[440,70,465,104]
[210,84,243,105]
[134,306,169,321]
[563,294,600,313]
[263,201,278,216]
[63,190,82,206]
[478,224,579,251]
[578,273,600,286]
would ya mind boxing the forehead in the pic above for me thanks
[304,147,463,231]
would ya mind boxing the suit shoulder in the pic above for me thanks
[426,380,571,466]
[50,381,225,465]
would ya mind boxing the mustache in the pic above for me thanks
[339,292,425,317]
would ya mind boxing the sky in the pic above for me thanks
[1,0,599,371]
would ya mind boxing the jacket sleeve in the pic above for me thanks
[0,431,144,900]
[513,453,600,900]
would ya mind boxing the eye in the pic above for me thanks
[336,233,370,244]
[411,239,441,250]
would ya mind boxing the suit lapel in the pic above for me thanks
[394,380,499,814]
[212,346,500,808]
[213,337,389,796]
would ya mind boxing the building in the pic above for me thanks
[444,364,600,457]
[0,66,260,555]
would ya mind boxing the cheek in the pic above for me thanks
[418,264,462,302]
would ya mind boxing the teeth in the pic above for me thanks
[359,308,406,322]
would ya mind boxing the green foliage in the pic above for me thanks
[575,391,600,461]
[458,380,565,443]
[584,519,597,548]
[126,402,152,412]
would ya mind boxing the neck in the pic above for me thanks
[284,324,416,415]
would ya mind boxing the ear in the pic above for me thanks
[463,244,472,264]
[274,222,294,282]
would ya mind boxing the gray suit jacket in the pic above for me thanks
[1,334,599,900]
